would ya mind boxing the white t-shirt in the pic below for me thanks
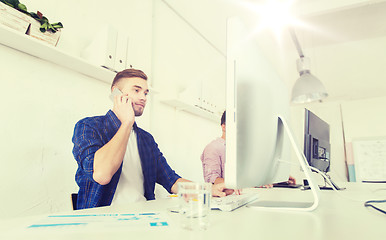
[111,129,146,205]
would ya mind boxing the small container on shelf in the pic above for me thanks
[0,2,30,34]
[26,19,61,46]
[0,1,61,46]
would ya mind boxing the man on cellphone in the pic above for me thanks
[72,68,228,209]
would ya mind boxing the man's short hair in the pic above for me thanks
[111,68,147,89]
[221,111,226,126]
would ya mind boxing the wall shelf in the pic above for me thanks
[160,97,221,122]
[0,25,115,84]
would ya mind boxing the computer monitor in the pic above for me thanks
[304,109,345,190]
[304,109,331,173]
[225,17,320,211]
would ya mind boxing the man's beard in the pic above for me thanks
[134,107,144,116]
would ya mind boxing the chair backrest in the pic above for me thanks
[71,193,78,210]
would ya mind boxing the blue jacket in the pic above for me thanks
[72,110,181,209]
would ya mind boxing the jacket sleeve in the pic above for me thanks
[152,141,181,193]
[72,121,103,182]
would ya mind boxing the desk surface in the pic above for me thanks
[1,183,385,240]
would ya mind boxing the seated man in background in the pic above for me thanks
[201,111,227,185]
[72,68,227,210]
[201,111,296,191]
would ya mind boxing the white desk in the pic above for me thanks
[1,183,385,240]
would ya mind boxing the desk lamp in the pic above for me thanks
[289,28,328,103]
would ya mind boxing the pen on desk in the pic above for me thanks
[167,194,180,213]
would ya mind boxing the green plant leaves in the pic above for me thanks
[17,3,27,12]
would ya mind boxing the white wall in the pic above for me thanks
[341,96,386,141]
[0,0,153,219]
[151,0,226,188]
[0,44,110,218]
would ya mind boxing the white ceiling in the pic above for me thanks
[163,0,386,102]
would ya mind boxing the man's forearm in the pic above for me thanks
[171,178,191,194]
[214,177,224,185]
[93,123,132,185]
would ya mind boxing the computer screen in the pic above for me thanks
[303,109,344,190]
[224,17,320,210]
[304,109,331,173]
[224,16,291,189]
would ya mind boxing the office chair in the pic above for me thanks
[71,193,78,210]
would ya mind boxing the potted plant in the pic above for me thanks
[0,0,63,46]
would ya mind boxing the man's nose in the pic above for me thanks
[140,92,147,101]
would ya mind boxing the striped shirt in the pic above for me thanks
[72,110,181,209]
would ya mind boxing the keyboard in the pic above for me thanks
[211,193,259,211]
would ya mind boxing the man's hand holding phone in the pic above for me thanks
[111,88,135,126]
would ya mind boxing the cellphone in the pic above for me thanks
[109,88,123,102]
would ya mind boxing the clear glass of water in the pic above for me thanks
[178,182,212,230]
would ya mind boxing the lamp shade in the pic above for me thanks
[291,71,328,103]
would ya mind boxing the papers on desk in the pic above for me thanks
[27,212,170,231]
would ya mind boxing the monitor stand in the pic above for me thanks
[304,173,346,190]
[322,173,346,190]
[247,116,320,212]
